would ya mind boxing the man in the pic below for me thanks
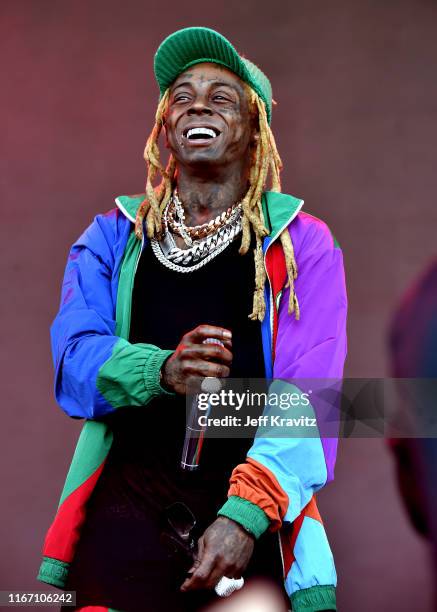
[37,27,347,612]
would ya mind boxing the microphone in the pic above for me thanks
[180,338,224,471]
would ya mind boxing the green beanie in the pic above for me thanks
[154,27,273,123]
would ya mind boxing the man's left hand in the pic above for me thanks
[180,516,254,592]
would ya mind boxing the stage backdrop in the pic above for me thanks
[1,0,437,610]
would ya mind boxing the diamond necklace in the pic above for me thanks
[151,198,242,273]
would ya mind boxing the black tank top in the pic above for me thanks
[100,234,266,518]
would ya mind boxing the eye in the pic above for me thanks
[173,93,191,103]
[213,94,231,102]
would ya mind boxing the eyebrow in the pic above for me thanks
[172,81,193,91]
[171,80,239,92]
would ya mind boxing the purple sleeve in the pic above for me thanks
[274,213,348,482]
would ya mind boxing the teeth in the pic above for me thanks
[187,127,216,139]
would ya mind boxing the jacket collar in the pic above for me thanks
[115,191,304,239]
[261,191,304,241]
[115,194,143,223]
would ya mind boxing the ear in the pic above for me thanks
[251,130,260,147]
[249,111,260,146]
[162,120,170,149]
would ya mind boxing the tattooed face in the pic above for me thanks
[164,62,257,170]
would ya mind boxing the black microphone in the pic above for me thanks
[180,338,224,471]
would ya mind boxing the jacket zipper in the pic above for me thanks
[263,200,304,356]
[115,197,144,338]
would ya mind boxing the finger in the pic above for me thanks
[180,552,217,591]
[183,361,230,379]
[187,536,205,574]
[180,345,233,366]
[186,325,232,347]
[186,555,201,576]
[203,561,229,590]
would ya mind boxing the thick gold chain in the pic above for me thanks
[168,190,241,240]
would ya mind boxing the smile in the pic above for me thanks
[183,126,221,141]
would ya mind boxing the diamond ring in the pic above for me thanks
[214,576,245,597]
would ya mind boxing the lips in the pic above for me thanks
[182,125,221,142]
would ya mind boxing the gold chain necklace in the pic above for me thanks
[168,189,242,246]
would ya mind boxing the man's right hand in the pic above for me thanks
[161,324,233,395]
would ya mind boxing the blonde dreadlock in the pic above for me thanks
[135,84,300,322]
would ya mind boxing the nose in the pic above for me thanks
[187,96,213,116]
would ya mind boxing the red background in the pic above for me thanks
[1,0,437,609]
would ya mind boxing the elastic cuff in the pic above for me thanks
[37,557,70,588]
[217,495,270,539]
[291,585,337,612]
[143,349,175,397]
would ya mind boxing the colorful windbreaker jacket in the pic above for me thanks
[37,191,347,612]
